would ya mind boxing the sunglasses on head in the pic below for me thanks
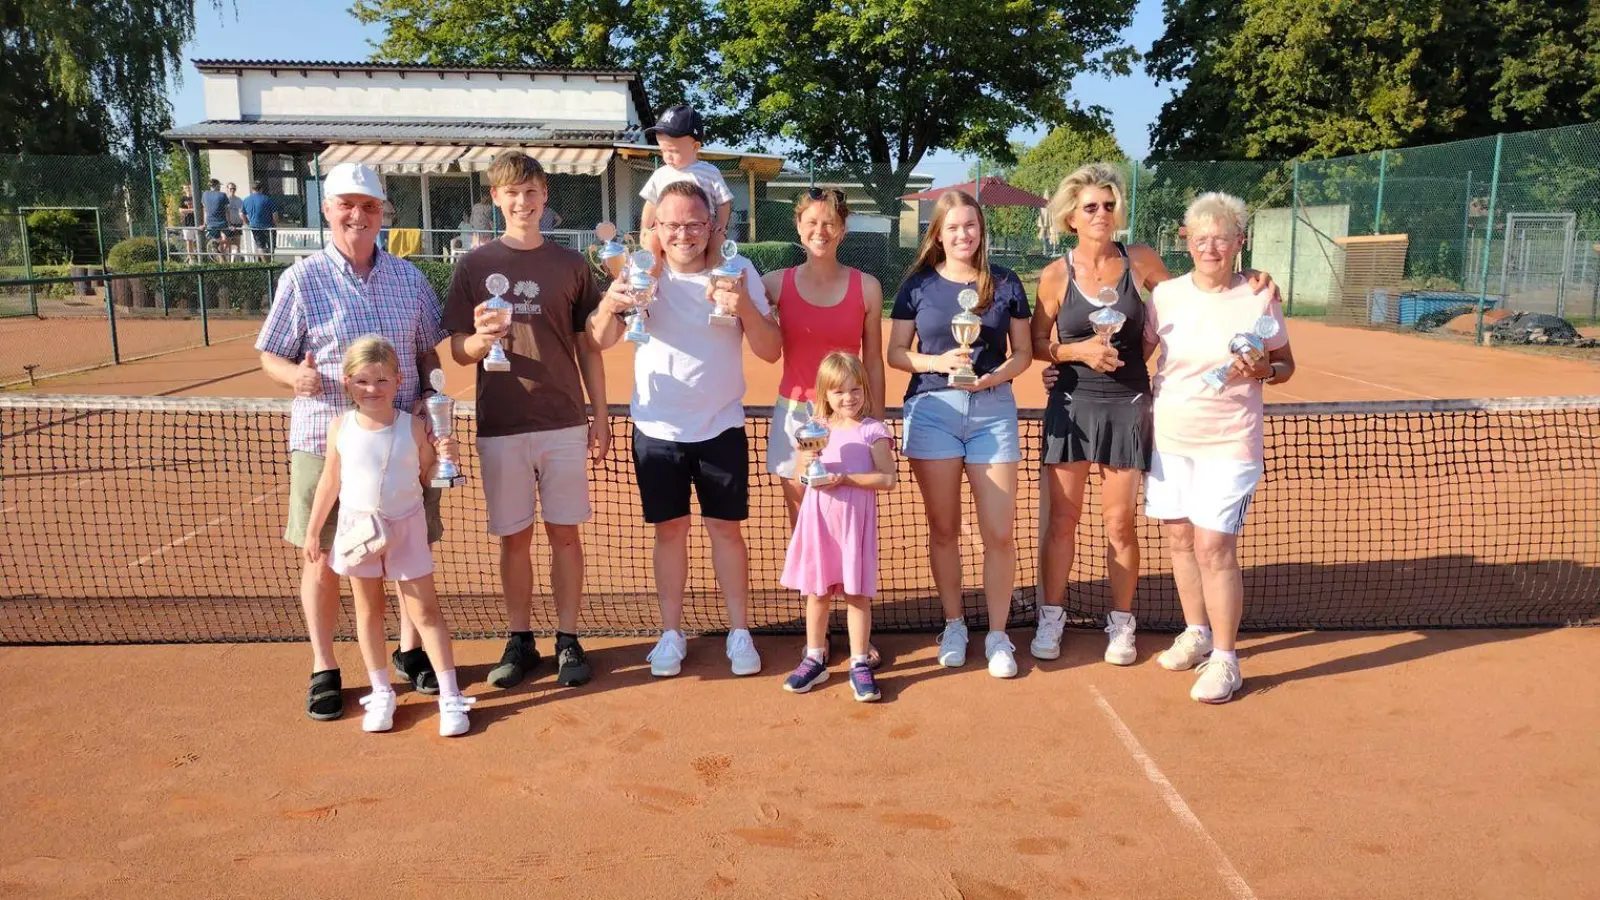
[803,187,848,205]
[1081,201,1117,215]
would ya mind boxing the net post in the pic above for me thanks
[1476,135,1504,344]
[20,215,37,316]
[147,150,171,315]
[198,271,210,345]
[312,152,324,251]
[1287,160,1300,316]
[1373,149,1387,233]
[105,279,120,364]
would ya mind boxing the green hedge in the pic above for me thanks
[740,241,806,275]
[412,260,455,307]
[107,237,162,271]
[837,233,918,307]
[0,264,105,298]
[114,262,286,313]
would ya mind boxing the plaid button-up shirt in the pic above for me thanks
[255,245,447,454]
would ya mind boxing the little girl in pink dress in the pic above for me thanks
[780,351,898,701]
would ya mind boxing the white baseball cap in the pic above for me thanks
[322,162,386,202]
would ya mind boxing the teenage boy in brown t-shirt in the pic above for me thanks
[443,151,608,689]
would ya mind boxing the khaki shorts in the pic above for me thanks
[478,425,592,535]
[284,451,444,549]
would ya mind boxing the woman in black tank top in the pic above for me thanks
[1028,164,1172,666]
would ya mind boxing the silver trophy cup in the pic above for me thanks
[1087,285,1126,345]
[793,402,831,487]
[482,273,513,372]
[949,288,982,386]
[708,240,742,327]
[624,249,656,345]
[593,222,627,280]
[425,370,464,488]
[1202,315,1282,393]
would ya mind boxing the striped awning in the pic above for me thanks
[318,144,466,174]
[458,146,613,176]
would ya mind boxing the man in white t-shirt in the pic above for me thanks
[590,179,781,678]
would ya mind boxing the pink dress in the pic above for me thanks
[780,418,895,597]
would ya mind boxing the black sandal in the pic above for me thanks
[392,647,439,695]
[306,669,343,721]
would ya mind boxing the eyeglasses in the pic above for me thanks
[1188,235,1241,250]
[657,221,708,235]
[1080,201,1117,215]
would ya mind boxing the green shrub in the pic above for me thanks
[837,232,918,307]
[107,237,162,271]
[739,241,806,275]
[411,260,455,308]
[25,209,84,265]
[118,262,285,313]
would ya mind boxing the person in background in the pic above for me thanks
[200,179,232,258]
[241,181,280,262]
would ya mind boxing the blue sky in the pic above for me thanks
[171,0,1171,187]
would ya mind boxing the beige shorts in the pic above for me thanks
[284,451,443,549]
[478,425,593,535]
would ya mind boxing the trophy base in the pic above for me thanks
[624,329,651,344]
[798,472,830,488]
[707,312,740,327]
[482,359,511,373]
[429,475,467,489]
[948,371,979,386]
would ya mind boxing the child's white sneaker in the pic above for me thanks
[1103,611,1137,666]
[1030,605,1066,660]
[438,694,475,737]
[359,690,396,733]
[936,619,969,668]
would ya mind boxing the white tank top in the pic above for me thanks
[336,411,424,517]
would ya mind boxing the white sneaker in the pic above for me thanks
[985,631,1018,679]
[1158,629,1213,671]
[438,694,476,737]
[359,690,396,733]
[1103,612,1137,666]
[647,630,688,677]
[726,629,762,676]
[1030,606,1066,660]
[936,619,969,668]
[1190,657,1243,704]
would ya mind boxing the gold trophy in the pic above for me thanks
[948,288,982,386]
[589,222,627,280]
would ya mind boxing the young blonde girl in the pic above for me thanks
[303,336,474,736]
[778,351,898,701]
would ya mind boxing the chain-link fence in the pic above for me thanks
[3,122,1598,383]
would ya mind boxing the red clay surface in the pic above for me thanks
[1,630,1596,899]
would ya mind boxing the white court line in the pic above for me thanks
[130,488,281,568]
[2,475,97,516]
[1089,686,1259,900]
[1294,365,1439,400]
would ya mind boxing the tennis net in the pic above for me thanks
[2,393,1597,643]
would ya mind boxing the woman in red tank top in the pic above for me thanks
[760,188,886,525]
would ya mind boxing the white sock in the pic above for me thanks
[1211,649,1238,666]
[367,668,392,693]
[804,646,826,662]
[851,654,872,667]
[436,668,460,697]
[946,617,964,627]
[1188,625,1213,640]
[1109,610,1135,627]
[663,628,684,641]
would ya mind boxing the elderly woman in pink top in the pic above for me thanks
[760,188,886,524]
[1142,192,1295,704]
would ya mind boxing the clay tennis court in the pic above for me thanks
[3,319,1598,898]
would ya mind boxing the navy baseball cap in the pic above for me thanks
[644,104,705,142]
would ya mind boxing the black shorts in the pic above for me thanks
[633,427,749,524]
[250,228,274,252]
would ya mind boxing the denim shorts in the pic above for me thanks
[901,384,1021,464]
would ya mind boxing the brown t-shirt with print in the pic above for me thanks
[442,239,600,438]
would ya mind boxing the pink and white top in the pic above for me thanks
[1143,273,1287,462]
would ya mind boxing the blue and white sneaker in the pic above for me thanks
[848,663,881,703]
[782,656,829,693]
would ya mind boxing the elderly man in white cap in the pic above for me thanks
[255,163,451,721]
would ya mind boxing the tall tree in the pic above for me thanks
[0,0,215,155]
[1145,0,1600,160]
[351,0,720,127]
[355,0,1139,238]
[713,0,1136,235]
